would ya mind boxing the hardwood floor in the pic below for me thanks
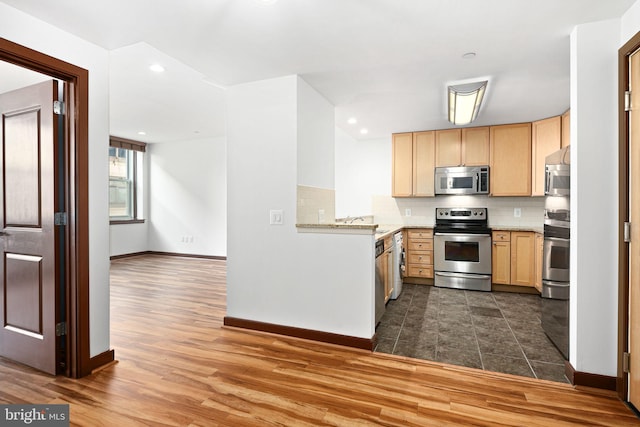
[0,254,638,426]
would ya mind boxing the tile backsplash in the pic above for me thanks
[372,195,544,228]
[297,185,336,224]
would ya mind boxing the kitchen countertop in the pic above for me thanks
[297,222,543,238]
[296,222,379,235]
[374,224,404,240]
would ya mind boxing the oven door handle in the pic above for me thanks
[434,233,491,237]
[435,271,492,280]
[544,236,570,243]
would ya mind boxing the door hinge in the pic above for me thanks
[54,212,67,226]
[625,221,631,243]
[626,91,632,112]
[624,352,631,373]
[55,322,67,337]
[53,100,65,115]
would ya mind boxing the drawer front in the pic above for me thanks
[407,229,433,240]
[407,265,434,278]
[407,251,432,265]
[408,240,433,251]
[492,231,510,242]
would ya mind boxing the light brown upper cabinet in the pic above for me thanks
[392,131,435,197]
[490,123,532,196]
[531,116,562,196]
[462,127,491,166]
[561,109,570,148]
[392,133,413,197]
[435,129,461,167]
[435,127,490,167]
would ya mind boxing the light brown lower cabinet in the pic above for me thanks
[405,229,434,279]
[510,232,535,287]
[492,230,537,288]
[534,233,543,292]
[492,231,511,284]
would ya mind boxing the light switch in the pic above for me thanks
[405,208,412,217]
[318,209,325,223]
[514,208,521,218]
[270,209,284,225]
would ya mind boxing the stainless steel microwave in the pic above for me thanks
[434,166,489,195]
[545,164,570,196]
[544,146,570,197]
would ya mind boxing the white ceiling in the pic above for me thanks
[0,0,636,143]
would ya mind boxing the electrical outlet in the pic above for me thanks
[270,209,284,225]
[318,209,325,223]
[514,208,521,218]
[405,208,412,217]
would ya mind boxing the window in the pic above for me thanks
[109,137,145,223]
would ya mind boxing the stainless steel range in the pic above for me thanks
[433,207,492,292]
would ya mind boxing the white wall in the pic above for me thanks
[297,77,335,189]
[110,222,149,256]
[335,129,391,217]
[0,3,111,356]
[622,0,640,41]
[148,137,227,257]
[570,19,620,377]
[226,75,375,338]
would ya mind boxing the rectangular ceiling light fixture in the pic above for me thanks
[448,80,488,125]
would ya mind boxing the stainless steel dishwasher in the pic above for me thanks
[375,239,385,326]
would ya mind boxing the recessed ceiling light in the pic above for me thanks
[347,117,357,125]
[255,0,278,5]
[462,52,476,59]
[360,128,368,135]
[149,64,165,73]
[137,131,147,136]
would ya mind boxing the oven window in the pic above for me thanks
[550,175,570,191]
[549,245,569,270]
[451,176,473,189]
[444,241,479,262]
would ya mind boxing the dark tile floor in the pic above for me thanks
[374,284,569,383]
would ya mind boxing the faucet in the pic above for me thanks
[346,216,365,224]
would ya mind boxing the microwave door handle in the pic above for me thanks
[545,170,551,195]
[474,174,479,191]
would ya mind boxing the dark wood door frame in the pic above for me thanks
[618,31,640,402]
[0,37,92,378]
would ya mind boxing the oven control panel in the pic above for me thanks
[436,207,487,221]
